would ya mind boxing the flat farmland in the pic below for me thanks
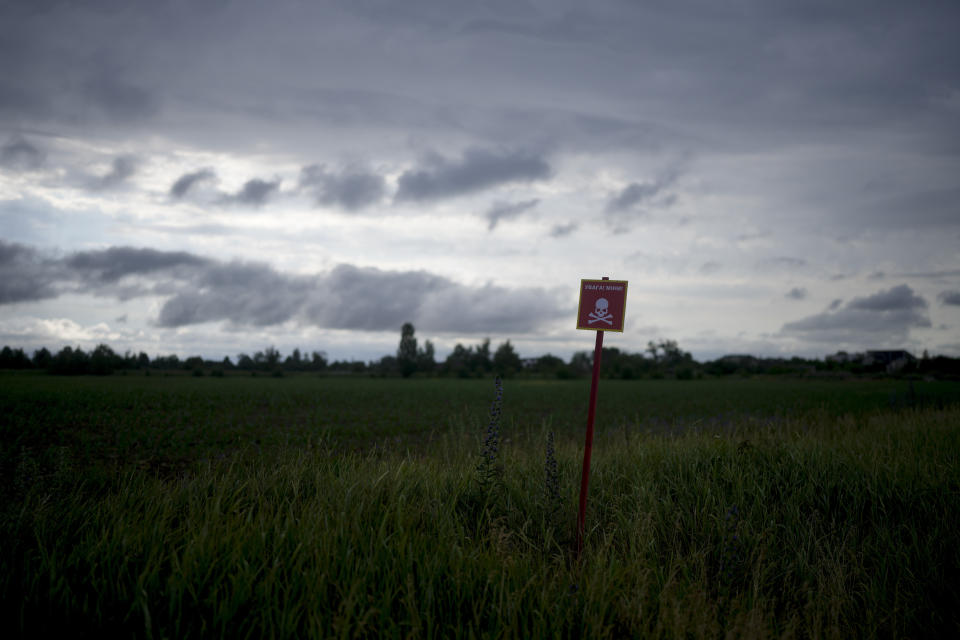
[2,374,959,638]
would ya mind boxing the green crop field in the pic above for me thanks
[2,373,959,638]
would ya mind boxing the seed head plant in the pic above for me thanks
[475,376,504,493]
[543,430,561,515]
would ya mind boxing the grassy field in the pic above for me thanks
[2,374,959,638]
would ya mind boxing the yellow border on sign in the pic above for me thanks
[576,278,629,332]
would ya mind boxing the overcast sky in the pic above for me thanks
[1,0,958,363]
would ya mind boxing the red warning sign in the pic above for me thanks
[576,279,628,332]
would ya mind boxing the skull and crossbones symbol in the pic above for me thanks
[588,298,613,325]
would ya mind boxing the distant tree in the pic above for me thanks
[285,348,303,371]
[397,323,418,377]
[646,341,660,362]
[51,346,90,375]
[32,347,52,369]
[468,338,492,376]
[416,339,436,375]
[264,346,281,368]
[439,339,495,377]
[493,340,522,377]
[137,351,150,368]
[237,353,254,370]
[90,343,120,375]
[0,346,31,369]
[152,353,180,370]
[377,355,399,377]
[310,350,328,371]
[569,351,592,376]
[534,353,570,378]
[442,343,472,377]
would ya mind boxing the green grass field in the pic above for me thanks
[2,374,959,638]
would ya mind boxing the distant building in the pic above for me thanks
[826,351,854,364]
[863,350,916,372]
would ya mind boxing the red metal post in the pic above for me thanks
[577,276,608,554]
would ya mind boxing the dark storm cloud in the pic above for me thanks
[938,291,960,306]
[606,182,659,213]
[395,148,551,202]
[221,178,281,207]
[786,287,807,300]
[157,261,314,328]
[0,240,59,303]
[605,168,680,214]
[415,281,568,334]
[848,284,928,312]
[161,261,568,333]
[782,284,930,340]
[484,199,539,231]
[303,265,449,331]
[0,241,567,333]
[66,246,210,283]
[298,165,386,211]
[87,155,138,190]
[0,136,44,171]
[169,168,217,199]
[2,1,958,158]
[81,72,159,123]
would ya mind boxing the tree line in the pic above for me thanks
[2,323,958,379]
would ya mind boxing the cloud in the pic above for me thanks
[0,136,44,171]
[65,246,210,283]
[0,241,568,334]
[484,198,539,231]
[896,269,960,280]
[548,222,578,238]
[848,284,928,312]
[169,168,217,199]
[938,290,960,306]
[606,181,676,213]
[164,262,569,333]
[700,261,722,275]
[87,155,138,190]
[782,284,930,342]
[0,240,60,303]
[395,148,551,202]
[157,260,314,327]
[602,165,684,231]
[785,287,807,300]
[857,187,960,230]
[758,256,807,271]
[221,178,281,207]
[81,72,158,123]
[298,164,386,211]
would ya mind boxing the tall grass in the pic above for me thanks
[3,400,958,638]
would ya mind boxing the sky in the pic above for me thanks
[1,0,959,363]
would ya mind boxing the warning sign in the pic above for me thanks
[576,279,628,332]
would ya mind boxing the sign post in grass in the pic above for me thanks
[575,276,628,554]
